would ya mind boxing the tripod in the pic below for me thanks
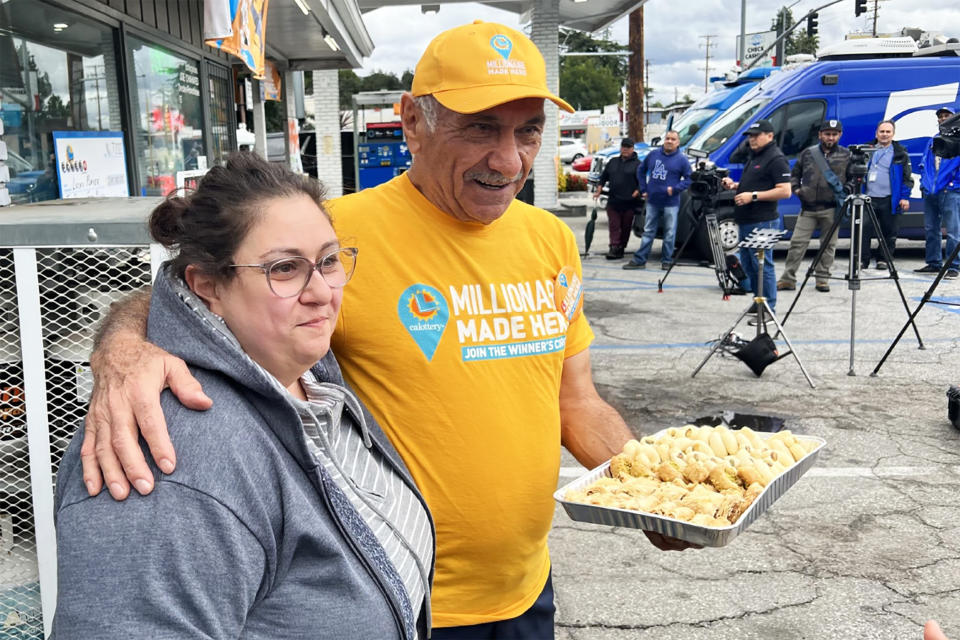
[692,227,816,388]
[779,189,924,376]
[659,197,739,297]
[873,238,960,375]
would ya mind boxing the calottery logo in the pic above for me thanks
[398,284,449,361]
[487,34,526,77]
[490,35,512,59]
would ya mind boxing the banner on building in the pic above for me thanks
[262,60,282,101]
[52,131,129,199]
[203,0,271,78]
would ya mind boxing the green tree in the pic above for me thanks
[42,94,70,119]
[770,7,819,57]
[558,28,626,110]
[338,69,362,109]
[559,57,621,111]
[360,71,402,92]
[337,69,408,109]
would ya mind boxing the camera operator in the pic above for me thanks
[720,119,792,317]
[777,119,853,294]
[861,120,913,270]
[594,137,641,260]
[915,107,960,278]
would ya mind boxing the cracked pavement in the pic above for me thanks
[550,208,960,639]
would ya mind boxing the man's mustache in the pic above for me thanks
[465,171,524,186]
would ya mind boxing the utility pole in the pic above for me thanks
[872,0,879,36]
[739,0,747,68]
[628,7,644,142]
[699,35,717,93]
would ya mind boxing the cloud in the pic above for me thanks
[359,1,960,105]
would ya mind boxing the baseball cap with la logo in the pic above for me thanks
[411,20,574,114]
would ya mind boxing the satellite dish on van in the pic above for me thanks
[818,37,918,59]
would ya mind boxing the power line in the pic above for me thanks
[698,35,717,93]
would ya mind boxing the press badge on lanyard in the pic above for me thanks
[554,266,584,324]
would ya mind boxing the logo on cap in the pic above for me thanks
[828,120,838,128]
[490,35,512,60]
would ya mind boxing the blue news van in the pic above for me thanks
[665,66,779,148]
[683,39,960,255]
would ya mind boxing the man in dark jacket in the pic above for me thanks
[915,107,960,278]
[861,120,914,269]
[624,130,691,269]
[720,119,792,315]
[593,137,641,259]
[778,119,852,293]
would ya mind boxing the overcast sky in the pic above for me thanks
[358,0,960,105]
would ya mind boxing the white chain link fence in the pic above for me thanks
[0,245,152,637]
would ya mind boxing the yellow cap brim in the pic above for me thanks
[431,84,574,114]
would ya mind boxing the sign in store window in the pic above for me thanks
[52,130,128,198]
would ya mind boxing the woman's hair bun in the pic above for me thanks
[148,195,191,247]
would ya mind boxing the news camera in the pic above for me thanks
[847,144,877,181]
[932,112,960,159]
[686,148,729,202]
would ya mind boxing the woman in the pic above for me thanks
[52,153,434,639]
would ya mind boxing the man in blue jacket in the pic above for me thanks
[624,130,691,270]
[861,120,913,270]
[915,107,960,278]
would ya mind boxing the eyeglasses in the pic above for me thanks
[230,247,358,298]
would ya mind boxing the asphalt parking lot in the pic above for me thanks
[549,205,960,639]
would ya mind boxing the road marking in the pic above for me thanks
[558,465,947,480]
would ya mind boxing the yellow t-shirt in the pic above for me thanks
[328,174,594,628]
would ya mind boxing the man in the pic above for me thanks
[915,107,960,278]
[720,119,792,316]
[623,130,691,270]
[593,137,640,259]
[777,119,852,294]
[861,119,913,270]
[80,21,691,639]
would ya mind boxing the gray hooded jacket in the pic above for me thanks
[52,267,434,639]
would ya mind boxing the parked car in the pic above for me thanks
[571,155,592,172]
[4,150,46,203]
[558,137,588,163]
[587,142,650,208]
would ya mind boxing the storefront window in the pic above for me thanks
[0,3,120,203]
[208,63,234,166]
[127,37,204,196]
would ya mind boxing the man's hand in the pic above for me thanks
[83,335,211,500]
[733,192,753,206]
[592,190,601,200]
[721,177,737,191]
[926,620,949,640]
[667,186,673,196]
[899,199,910,211]
[644,531,702,551]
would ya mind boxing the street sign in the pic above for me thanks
[736,30,778,67]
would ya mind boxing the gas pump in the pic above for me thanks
[357,122,410,190]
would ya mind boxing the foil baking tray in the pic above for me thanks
[554,431,826,547]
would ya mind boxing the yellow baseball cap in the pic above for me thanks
[412,20,574,114]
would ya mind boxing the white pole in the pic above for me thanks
[13,247,57,638]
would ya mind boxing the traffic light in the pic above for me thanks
[855,0,867,17]
[807,12,819,37]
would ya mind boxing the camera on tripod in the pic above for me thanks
[687,148,729,202]
[932,112,960,158]
[847,144,877,180]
